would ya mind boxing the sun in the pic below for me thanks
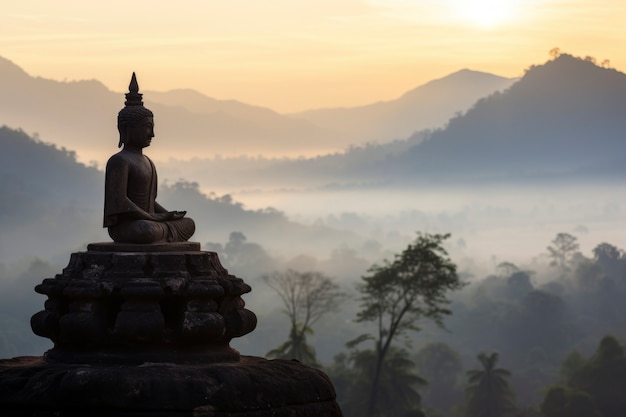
[447,0,519,29]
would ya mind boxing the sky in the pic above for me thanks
[2,0,626,113]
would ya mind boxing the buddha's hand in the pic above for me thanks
[170,210,187,220]
[151,211,186,221]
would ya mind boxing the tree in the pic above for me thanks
[592,242,623,279]
[541,386,601,417]
[415,343,463,414]
[583,55,597,64]
[465,352,516,417]
[547,233,579,271]
[496,261,520,277]
[210,232,276,278]
[263,269,346,366]
[549,47,561,59]
[559,350,586,384]
[593,242,621,263]
[570,336,626,417]
[351,232,463,417]
[341,348,427,417]
[540,336,626,417]
[266,323,318,365]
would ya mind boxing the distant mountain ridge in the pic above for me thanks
[0,55,514,163]
[0,126,104,262]
[290,69,517,144]
[398,54,626,181]
[0,125,362,263]
[155,54,626,189]
[0,56,336,163]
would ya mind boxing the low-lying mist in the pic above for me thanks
[202,182,625,268]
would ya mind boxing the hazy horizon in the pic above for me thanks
[3,1,626,112]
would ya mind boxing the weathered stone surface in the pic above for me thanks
[30,250,256,364]
[88,241,201,252]
[17,248,342,415]
[0,356,342,416]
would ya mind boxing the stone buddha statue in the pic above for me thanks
[104,73,195,244]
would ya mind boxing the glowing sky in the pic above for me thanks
[2,0,626,112]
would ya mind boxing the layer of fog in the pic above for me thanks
[208,183,626,267]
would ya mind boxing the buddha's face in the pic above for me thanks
[125,116,154,149]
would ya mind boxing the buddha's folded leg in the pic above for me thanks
[164,218,196,242]
[108,220,168,244]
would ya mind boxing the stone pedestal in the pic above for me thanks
[0,244,342,416]
[0,356,341,416]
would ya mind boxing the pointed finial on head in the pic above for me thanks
[124,72,143,106]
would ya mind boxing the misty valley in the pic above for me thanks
[2,52,626,416]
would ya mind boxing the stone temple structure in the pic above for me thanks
[0,74,342,416]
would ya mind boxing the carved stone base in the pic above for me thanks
[0,356,343,416]
[6,246,343,416]
[30,248,256,364]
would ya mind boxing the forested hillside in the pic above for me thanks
[159,55,626,192]
[400,54,626,181]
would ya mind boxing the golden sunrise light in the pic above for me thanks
[447,0,521,29]
[1,0,626,111]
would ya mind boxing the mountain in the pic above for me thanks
[0,126,105,262]
[0,56,514,164]
[159,54,626,190]
[0,125,362,263]
[290,69,517,144]
[0,57,338,163]
[397,54,626,181]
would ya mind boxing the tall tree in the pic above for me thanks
[351,232,463,417]
[465,352,516,417]
[592,242,624,279]
[264,269,346,366]
[547,233,579,271]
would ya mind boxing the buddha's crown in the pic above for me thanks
[124,72,144,107]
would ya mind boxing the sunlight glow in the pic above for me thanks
[447,0,521,29]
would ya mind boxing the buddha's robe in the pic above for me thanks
[104,150,195,243]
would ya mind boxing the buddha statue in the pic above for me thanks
[103,73,195,244]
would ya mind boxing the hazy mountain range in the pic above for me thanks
[399,54,626,182]
[156,54,626,190]
[290,69,516,144]
[0,126,364,264]
[0,55,514,164]
[2,53,624,195]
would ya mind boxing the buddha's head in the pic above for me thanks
[117,73,154,148]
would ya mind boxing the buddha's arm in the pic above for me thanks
[105,156,164,224]
[156,205,188,221]
[154,201,168,214]
[154,201,186,220]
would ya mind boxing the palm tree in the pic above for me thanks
[343,348,426,417]
[465,352,516,417]
[266,323,318,366]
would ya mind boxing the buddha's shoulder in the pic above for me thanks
[106,151,149,168]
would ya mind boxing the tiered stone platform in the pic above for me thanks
[0,243,342,416]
